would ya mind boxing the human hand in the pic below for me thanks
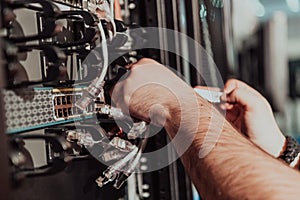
[111,58,196,127]
[220,79,285,157]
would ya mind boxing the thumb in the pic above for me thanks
[223,79,261,96]
[225,88,256,109]
[221,79,265,110]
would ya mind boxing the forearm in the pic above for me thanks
[164,94,300,199]
[121,60,300,199]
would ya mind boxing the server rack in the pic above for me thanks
[0,1,12,198]
[0,0,235,199]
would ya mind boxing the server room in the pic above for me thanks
[1,0,300,199]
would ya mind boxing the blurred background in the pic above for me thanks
[231,0,300,139]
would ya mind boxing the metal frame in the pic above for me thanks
[0,0,12,196]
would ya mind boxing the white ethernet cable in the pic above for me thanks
[194,88,223,103]
[75,11,109,110]
[109,0,117,38]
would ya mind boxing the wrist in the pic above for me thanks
[128,84,180,126]
[252,130,285,158]
[270,132,286,158]
[164,93,218,145]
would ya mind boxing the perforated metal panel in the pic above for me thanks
[3,88,93,134]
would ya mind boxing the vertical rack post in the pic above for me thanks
[0,1,12,197]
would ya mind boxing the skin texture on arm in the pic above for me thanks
[112,58,300,199]
[178,101,300,199]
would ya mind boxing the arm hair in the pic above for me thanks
[164,95,300,200]
[126,77,300,199]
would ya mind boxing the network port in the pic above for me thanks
[53,90,94,120]
[57,109,63,118]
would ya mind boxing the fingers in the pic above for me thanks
[225,105,243,125]
[223,79,261,96]
[220,102,234,110]
[223,88,254,108]
[221,79,266,112]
